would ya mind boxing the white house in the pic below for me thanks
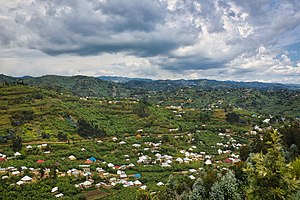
[14,152,21,156]
[51,187,59,193]
[157,182,164,186]
[55,193,64,198]
[21,175,32,182]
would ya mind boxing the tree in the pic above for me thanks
[188,178,206,200]
[164,175,191,200]
[11,135,23,151]
[50,166,57,179]
[134,99,149,118]
[243,130,300,200]
[280,123,300,156]
[136,189,152,200]
[57,132,67,141]
[199,111,212,123]
[77,119,106,138]
[226,112,240,124]
[39,167,45,179]
[209,171,243,200]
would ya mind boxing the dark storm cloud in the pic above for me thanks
[0,0,201,57]
[1,0,300,81]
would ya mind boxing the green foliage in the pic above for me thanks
[280,123,300,152]
[11,135,23,151]
[188,178,206,200]
[163,175,191,200]
[133,99,149,118]
[57,132,68,141]
[136,189,152,200]
[209,171,243,200]
[226,112,240,124]
[77,119,106,138]
[199,111,212,123]
[243,130,300,200]
[291,157,300,178]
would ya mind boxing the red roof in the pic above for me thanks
[224,158,232,164]
[114,166,120,169]
[0,157,6,162]
[36,159,45,163]
[85,159,93,164]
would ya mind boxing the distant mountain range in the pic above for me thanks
[98,76,152,83]
[0,74,299,98]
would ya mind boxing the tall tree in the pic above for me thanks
[243,130,300,200]
[209,171,243,200]
[11,135,23,151]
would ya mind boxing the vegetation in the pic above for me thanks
[0,75,299,199]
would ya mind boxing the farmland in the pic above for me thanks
[0,78,300,199]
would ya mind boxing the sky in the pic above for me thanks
[1,0,300,83]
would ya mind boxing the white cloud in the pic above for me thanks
[0,0,300,83]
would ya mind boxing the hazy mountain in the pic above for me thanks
[98,76,152,83]
[1,75,299,99]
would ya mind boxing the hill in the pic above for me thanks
[124,79,300,91]
[0,74,130,97]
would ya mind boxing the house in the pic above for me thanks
[134,180,142,186]
[217,149,223,155]
[68,155,76,161]
[16,180,24,186]
[41,144,47,148]
[132,143,141,148]
[117,170,123,175]
[96,167,105,173]
[189,175,196,180]
[128,163,135,167]
[85,159,93,164]
[21,175,32,182]
[55,193,64,198]
[224,158,233,164]
[36,160,45,164]
[137,129,143,133]
[88,157,97,162]
[14,152,21,156]
[107,163,114,168]
[124,181,134,187]
[26,145,33,150]
[120,173,128,179]
[81,180,92,188]
[51,187,59,193]
[205,159,212,165]
[161,163,171,167]
[176,158,183,163]
[11,171,20,176]
[157,182,164,186]
[140,185,147,190]
[133,173,141,179]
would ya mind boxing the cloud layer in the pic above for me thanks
[1,0,300,83]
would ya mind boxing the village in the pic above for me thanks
[0,111,267,199]
[0,83,297,199]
